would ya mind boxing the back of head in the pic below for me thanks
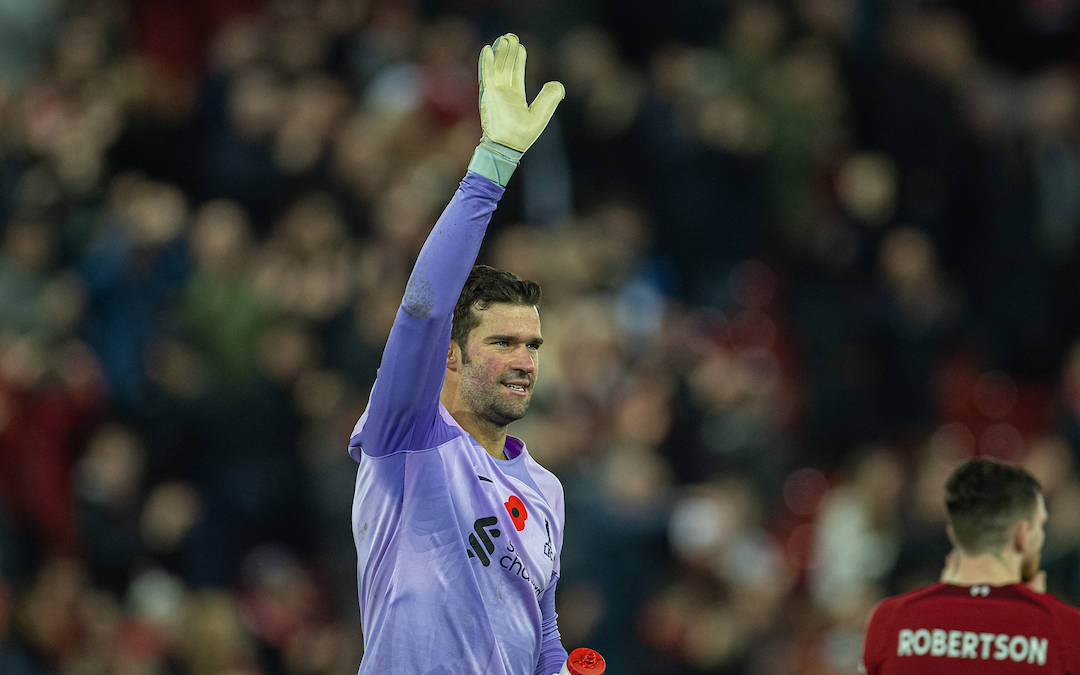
[451,264,542,351]
[945,458,1042,555]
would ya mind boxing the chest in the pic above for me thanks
[440,445,558,597]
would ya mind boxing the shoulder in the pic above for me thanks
[349,398,463,460]
[524,454,564,505]
[519,445,562,489]
[867,583,948,628]
[513,442,565,516]
[863,592,902,669]
[1019,586,1080,625]
[865,592,903,632]
[863,585,943,655]
[1018,589,1080,663]
[868,593,902,620]
[879,582,947,612]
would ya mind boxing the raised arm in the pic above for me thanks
[352,33,563,459]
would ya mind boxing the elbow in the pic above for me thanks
[401,277,436,318]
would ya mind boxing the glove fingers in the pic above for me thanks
[512,43,527,97]
[493,34,517,85]
[478,44,494,100]
[529,80,565,124]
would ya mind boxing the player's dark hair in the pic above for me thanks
[451,265,541,360]
[945,458,1042,555]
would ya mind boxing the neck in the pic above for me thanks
[946,551,1022,586]
[440,387,509,460]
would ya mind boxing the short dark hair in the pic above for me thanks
[451,264,541,355]
[945,458,1042,555]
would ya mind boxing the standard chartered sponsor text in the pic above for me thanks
[897,628,1048,665]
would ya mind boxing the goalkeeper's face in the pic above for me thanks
[457,303,542,427]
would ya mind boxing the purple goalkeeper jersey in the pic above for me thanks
[348,173,567,674]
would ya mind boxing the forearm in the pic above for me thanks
[535,576,568,675]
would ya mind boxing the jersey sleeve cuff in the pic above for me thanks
[467,140,523,187]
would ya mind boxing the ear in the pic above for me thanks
[446,340,461,372]
[945,523,957,548]
[1011,519,1030,553]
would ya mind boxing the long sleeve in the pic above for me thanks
[351,173,504,459]
[535,573,568,675]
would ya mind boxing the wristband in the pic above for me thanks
[467,139,523,187]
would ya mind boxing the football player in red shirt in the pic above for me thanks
[861,457,1080,674]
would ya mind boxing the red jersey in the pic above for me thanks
[861,582,1080,674]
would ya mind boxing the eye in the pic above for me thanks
[493,340,510,347]
[527,343,540,351]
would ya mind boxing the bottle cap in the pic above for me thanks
[566,647,605,675]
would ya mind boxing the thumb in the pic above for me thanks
[529,80,565,123]
[1026,570,1047,593]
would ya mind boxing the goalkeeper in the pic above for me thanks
[347,34,570,674]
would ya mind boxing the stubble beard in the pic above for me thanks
[460,363,531,428]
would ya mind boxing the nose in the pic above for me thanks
[509,345,537,374]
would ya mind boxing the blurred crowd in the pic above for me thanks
[1,0,1080,673]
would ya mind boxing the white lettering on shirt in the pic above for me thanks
[912,629,930,655]
[994,633,1009,660]
[961,631,978,658]
[895,629,1048,665]
[897,629,913,656]
[931,628,947,656]
[1030,636,1049,665]
[947,630,961,657]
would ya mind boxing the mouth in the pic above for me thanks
[503,382,529,396]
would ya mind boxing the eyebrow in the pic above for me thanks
[486,334,544,345]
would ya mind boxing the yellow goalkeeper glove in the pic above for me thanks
[468,33,565,187]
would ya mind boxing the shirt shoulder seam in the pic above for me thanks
[356,432,465,459]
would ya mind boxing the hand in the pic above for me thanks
[1024,569,1047,593]
[478,33,564,153]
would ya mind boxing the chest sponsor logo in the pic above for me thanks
[466,517,501,566]
[465,493,546,596]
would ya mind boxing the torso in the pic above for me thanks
[351,406,563,675]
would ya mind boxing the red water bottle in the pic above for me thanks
[559,647,605,675]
